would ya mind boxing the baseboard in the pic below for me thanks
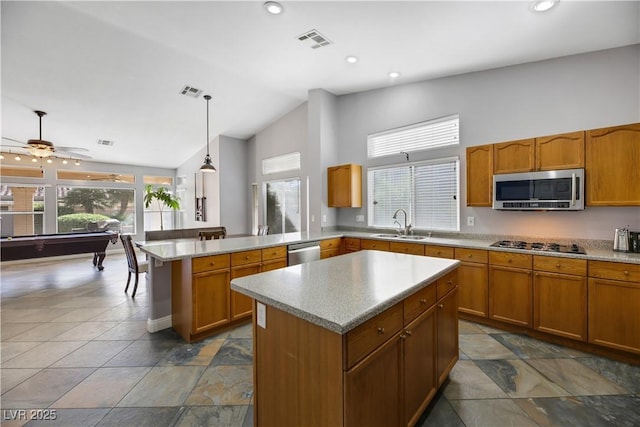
[147,315,172,333]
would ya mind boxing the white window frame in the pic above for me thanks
[262,152,301,175]
[367,114,459,159]
[367,157,460,232]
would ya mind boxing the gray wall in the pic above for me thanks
[219,135,249,234]
[333,45,640,240]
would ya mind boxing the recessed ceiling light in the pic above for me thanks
[529,0,559,12]
[389,71,401,78]
[264,1,283,15]
[346,56,358,64]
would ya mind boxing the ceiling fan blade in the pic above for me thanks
[56,146,90,152]
[2,136,28,146]
[55,150,92,160]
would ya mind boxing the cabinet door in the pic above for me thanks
[586,123,640,206]
[535,131,585,170]
[261,259,287,272]
[328,164,362,208]
[534,272,587,341]
[458,262,488,317]
[403,306,436,427]
[192,269,231,333]
[344,334,402,427]
[489,266,532,327]
[466,144,493,207]
[493,138,535,174]
[588,278,640,354]
[436,287,458,387]
[230,264,261,320]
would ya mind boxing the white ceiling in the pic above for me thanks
[2,1,639,169]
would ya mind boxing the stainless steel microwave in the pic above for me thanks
[493,168,585,211]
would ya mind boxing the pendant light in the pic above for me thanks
[200,94,216,173]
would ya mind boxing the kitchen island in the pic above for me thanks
[231,250,460,427]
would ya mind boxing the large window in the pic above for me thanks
[57,186,135,233]
[264,179,300,234]
[0,184,45,237]
[368,159,459,231]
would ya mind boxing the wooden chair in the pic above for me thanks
[199,228,226,240]
[120,234,148,298]
[257,225,269,236]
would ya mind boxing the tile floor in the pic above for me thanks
[1,254,639,426]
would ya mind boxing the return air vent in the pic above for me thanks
[97,139,114,146]
[297,29,332,49]
[179,85,203,98]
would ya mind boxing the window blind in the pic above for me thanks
[262,152,301,175]
[368,158,459,231]
[367,115,459,159]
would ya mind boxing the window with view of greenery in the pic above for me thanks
[56,186,136,234]
[265,179,300,234]
[0,185,45,237]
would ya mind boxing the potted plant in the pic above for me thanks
[143,185,180,230]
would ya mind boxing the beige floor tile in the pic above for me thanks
[458,320,486,334]
[527,359,629,396]
[0,342,40,364]
[52,321,119,341]
[443,360,508,400]
[52,367,150,408]
[1,368,94,408]
[450,398,539,427]
[118,366,205,407]
[51,340,132,368]
[50,307,111,322]
[8,322,81,342]
[2,341,87,368]
[476,359,571,398]
[459,334,517,360]
[158,338,226,367]
[184,365,253,406]
[1,368,41,392]
[94,321,148,340]
[0,323,40,341]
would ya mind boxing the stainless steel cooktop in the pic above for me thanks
[490,240,586,255]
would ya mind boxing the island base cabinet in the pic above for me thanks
[192,270,230,334]
[230,264,260,320]
[436,288,459,387]
[588,278,640,354]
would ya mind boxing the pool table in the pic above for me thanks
[0,231,119,270]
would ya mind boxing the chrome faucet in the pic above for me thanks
[392,208,412,235]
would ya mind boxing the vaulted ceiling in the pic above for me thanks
[2,1,638,168]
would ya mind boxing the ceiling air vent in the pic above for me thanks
[297,29,332,49]
[179,85,203,98]
[97,139,114,146]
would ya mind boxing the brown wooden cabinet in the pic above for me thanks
[344,237,361,253]
[328,164,362,208]
[488,251,533,328]
[586,123,640,206]
[533,256,587,341]
[425,245,454,259]
[230,250,261,321]
[261,246,287,272]
[588,261,640,354]
[436,286,459,387]
[493,138,535,174]
[466,144,493,207]
[361,239,390,251]
[536,131,585,170]
[321,237,343,259]
[455,248,488,317]
[389,241,425,256]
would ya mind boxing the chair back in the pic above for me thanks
[120,234,139,273]
[257,225,269,236]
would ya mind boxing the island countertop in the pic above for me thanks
[230,250,460,334]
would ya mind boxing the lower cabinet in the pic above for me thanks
[321,238,343,259]
[231,263,261,320]
[192,269,231,333]
[344,237,361,253]
[488,252,533,328]
[436,288,459,387]
[455,248,488,318]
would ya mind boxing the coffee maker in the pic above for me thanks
[629,231,640,253]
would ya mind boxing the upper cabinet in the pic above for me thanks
[328,164,362,208]
[493,138,535,174]
[586,123,640,206]
[466,145,493,207]
[536,131,585,171]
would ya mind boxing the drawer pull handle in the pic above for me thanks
[405,330,412,336]
[624,271,629,275]
[210,262,215,266]
[437,304,444,308]
[420,298,427,304]
[437,251,441,254]
[507,258,512,263]
[447,280,453,285]
[377,327,385,334]
[467,254,472,258]
[556,263,561,268]
[400,333,407,339]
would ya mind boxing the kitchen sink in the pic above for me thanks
[371,233,427,240]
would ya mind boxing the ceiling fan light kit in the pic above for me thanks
[200,95,217,173]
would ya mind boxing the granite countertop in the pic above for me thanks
[230,250,460,334]
[137,229,640,265]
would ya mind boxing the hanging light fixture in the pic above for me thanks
[200,94,217,173]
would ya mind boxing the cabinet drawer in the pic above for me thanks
[389,241,424,256]
[346,302,403,369]
[436,270,458,300]
[454,248,488,263]
[489,251,532,269]
[404,283,436,324]
[534,255,587,276]
[231,249,261,266]
[261,246,286,262]
[360,239,390,251]
[425,245,454,259]
[320,238,342,251]
[344,237,361,251]
[589,261,640,283]
[321,247,341,259]
[192,254,230,273]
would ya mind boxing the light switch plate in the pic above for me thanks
[257,302,266,329]
[467,216,475,226]
[356,214,365,222]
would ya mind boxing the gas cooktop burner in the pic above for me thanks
[490,240,586,254]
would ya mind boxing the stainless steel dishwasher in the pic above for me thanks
[287,241,321,265]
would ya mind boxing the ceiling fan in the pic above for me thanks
[1,110,92,160]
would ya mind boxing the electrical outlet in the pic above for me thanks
[356,214,365,222]
[322,214,327,223]
[311,214,315,222]
[467,216,475,227]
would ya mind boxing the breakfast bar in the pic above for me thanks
[231,250,460,427]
